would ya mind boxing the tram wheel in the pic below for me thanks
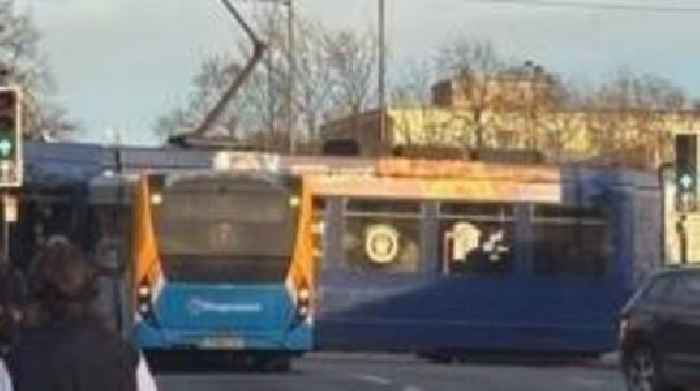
[251,354,292,372]
[264,355,292,372]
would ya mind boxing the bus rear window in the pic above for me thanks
[154,189,296,257]
[149,176,301,284]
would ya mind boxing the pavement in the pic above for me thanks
[155,352,626,391]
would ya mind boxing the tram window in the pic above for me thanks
[441,202,514,218]
[534,205,605,219]
[532,205,609,276]
[342,216,421,274]
[313,197,327,213]
[438,202,515,276]
[346,199,421,215]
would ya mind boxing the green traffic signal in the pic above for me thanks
[0,87,21,187]
[679,173,695,191]
[676,134,698,191]
[0,117,15,160]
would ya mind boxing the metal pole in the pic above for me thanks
[113,145,124,334]
[1,193,8,266]
[194,0,266,137]
[679,215,688,264]
[288,0,295,154]
[267,13,275,148]
[378,0,386,151]
[267,49,274,139]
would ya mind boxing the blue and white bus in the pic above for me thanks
[128,170,317,370]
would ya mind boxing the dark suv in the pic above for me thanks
[620,268,700,391]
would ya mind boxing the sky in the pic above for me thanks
[15,0,700,145]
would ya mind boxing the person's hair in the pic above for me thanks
[27,240,99,325]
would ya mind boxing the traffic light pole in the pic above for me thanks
[1,193,10,266]
[0,87,21,268]
[678,214,688,265]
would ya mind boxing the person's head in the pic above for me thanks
[28,240,98,324]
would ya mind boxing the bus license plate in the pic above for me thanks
[200,337,245,349]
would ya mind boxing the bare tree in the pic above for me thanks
[587,69,688,167]
[155,7,378,150]
[435,38,508,148]
[534,88,586,162]
[291,18,334,141]
[323,28,377,117]
[0,0,77,138]
[154,54,245,139]
[388,60,439,146]
[391,59,435,107]
[154,6,288,145]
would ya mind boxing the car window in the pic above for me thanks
[641,275,676,304]
[669,274,700,307]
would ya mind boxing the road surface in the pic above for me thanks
[155,353,625,391]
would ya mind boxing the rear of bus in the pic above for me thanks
[130,172,315,366]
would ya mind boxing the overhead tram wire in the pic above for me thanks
[463,0,700,13]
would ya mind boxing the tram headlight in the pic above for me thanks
[312,221,325,235]
[289,195,300,208]
[311,219,324,259]
[150,193,163,205]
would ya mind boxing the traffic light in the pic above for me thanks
[0,87,22,187]
[676,133,699,212]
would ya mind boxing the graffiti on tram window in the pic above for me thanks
[342,217,421,274]
[439,202,515,275]
[364,224,401,265]
[441,221,514,275]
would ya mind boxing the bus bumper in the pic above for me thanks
[133,322,313,352]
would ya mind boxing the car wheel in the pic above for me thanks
[623,346,669,391]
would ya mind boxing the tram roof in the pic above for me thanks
[21,142,658,193]
[210,151,658,187]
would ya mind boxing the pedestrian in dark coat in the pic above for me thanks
[5,241,140,391]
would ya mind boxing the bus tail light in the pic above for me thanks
[137,282,153,317]
[297,287,311,318]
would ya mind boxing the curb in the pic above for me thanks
[307,352,622,369]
